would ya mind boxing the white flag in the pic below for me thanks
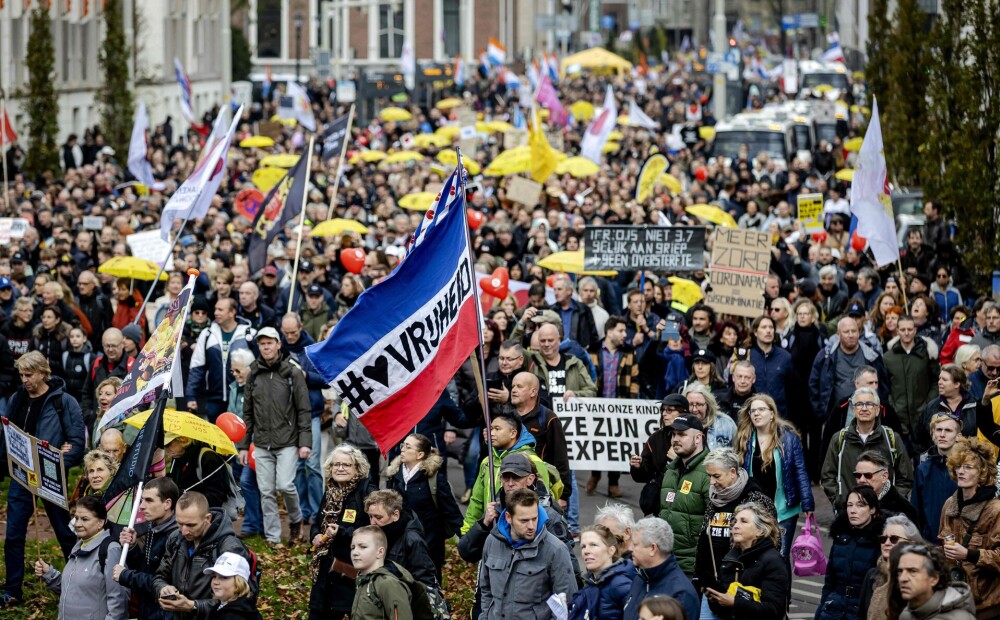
[580,85,617,163]
[128,102,156,188]
[849,98,899,267]
[401,39,416,91]
[277,83,316,132]
[159,106,243,241]
[627,99,659,130]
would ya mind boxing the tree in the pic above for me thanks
[880,0,929,186]
[864,0,891,112]
[98,0,135,159]
[22,6,60,179]
[232,27,253,82]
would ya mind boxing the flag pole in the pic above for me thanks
[133,212,195,325]
[896,257,910,312]
[288,136,316,314]
[117,481,145,565]
[1,97,9,212]
[326,104,355,221]
[456,146,496,501]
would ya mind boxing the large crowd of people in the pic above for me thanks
[1,46,999,620]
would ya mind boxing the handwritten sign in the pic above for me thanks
[506,176,542,207]
[797,193,824,233]
[127,230,175,270]
[553,398,662,472]
[2,418,69,509]
[584,226,706,271]
[704,228,771,318]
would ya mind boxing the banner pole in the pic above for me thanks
[896,257,910,312]
[456,147,496,500]
[33,500,41,560]
[288,136,316,314]
[326,104,355,221]
[133,211,194,325]
[1,97,9,213]
[117,481,145,565]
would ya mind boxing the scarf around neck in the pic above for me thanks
[310,472,364,579]
[710,468,749,508]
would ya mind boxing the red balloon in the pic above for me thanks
[340,248,366,274]
[851,233,867,252]
[480,267,510,299]
[694,167,708,182]
[812,231,828,244]
[216,412,246,443]
[467,209,485,230]
[248,443,257,471]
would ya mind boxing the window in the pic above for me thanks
[379,4,404,59]
[443,0,460,57]
[257,0,282,58]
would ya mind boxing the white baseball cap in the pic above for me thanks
[203,552,251,581]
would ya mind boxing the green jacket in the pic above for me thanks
[525,350,598,397]
[300,303,332,342]
[461,428,552,535]
[237,354,312,452]
[351,564,414,620]
[883,335,940,437]
[658,447,711,574]
[821,418,914,510]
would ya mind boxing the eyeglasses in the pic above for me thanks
[854,469,887,480]
[853,402,879,410]
[498,355,523,363]
[879,535,909,545]
[330,462,355,470]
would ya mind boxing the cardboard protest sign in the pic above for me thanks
[258,121,284,140]
[584,226,706,271]
[704,228,771,318]
[504,129,528,149]
[553,398,662,472]
[0,217,29,244]
[2,418,69,509]
[797,193,825,233]
[506,176,542,207]
[127,229,174,271]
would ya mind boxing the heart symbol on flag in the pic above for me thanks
[362,355,390,387]
[340,248,366,274]
[480,267,509,299]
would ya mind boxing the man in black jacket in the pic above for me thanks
[81,327,134,424]
[363,490,437,588]
[511,372,573,511]
[76,270,113,349]
[550,276,599,351]
[114,477,181,620]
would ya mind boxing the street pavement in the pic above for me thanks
[444,456,836,618]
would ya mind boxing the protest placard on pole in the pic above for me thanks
[584,226,706,271]
[506,176,542,207]
[704,228,771,318]
[797,192,825,233]
[0,217,29,244]
[2,418,69,509]
[127,229,175,271]
[552,398,662,472]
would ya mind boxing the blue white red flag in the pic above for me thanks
[306,166,478,452]
[173,57,195,125]
[487,37,507,66]
[128,102,157,189]
[821,32,846,63]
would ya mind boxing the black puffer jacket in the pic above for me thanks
[382,509,438,587]
[117,514,179,620]
[695,478,777,588]
[816,514,884,620]
[712,538,790,620]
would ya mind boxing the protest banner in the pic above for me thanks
[797,192,825,233]
[0,217,29,243]
[504,129,528,148]
[258,120,285,140]
[584,225,706,271]
[704,228,771,318]
[506,176,542,207]
[2,418,69,509]
[553,398,662,472]
[127,229,175,270]
[83,215,106,231]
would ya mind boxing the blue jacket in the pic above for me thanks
[912,449,957,542]
[282,331,326,417]
[741,429,816,512]
[0,377,87,469]
[749,345,795,418]
[622,554,699,620]
[809,336,890,421]
[185,321,256,404]
[816,515,883,620]
[569,559,634,620]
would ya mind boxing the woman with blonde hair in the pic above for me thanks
[568,524,633,620]
[734,394,814,563]
[72,449,119,502]
[938,436,1000,617]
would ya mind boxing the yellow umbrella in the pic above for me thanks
[660,173,683,195]
[379,107,413,122]
[559,47,633,78]
[844,137,864,152]
[462,159,482,175]
[570,101,595,122]
[310,218,370,237]
[849,105,860,113]
[435,150,482,175]
[435,125,462,139]
[537,250,617,276]
[398,193,437,211]
[382,150,425,164]
[686,204,738,228]
[412,133,451,148]
[608,130,624,141]
[259,154,300,168]
[349,151,388,165]
[555,156,600,178]
[835,169,855,182]
[252,166,288,191]
[125,409,237,455]
[603,142,620,153]
[435,97,463,110]
[98,256,169,282]
[484,146,567,177]
[475,121,493,134]
[667,276,704,308]
[617,114,630,126]
[698,126,716,141]
[487,120,515,133]
[239,136,275,148]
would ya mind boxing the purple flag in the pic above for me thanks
[535,76,568,127]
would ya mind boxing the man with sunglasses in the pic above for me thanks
[821,387,914,514]
[896,544,976,619]
[852,452,918,521]
[969,344,1000,401]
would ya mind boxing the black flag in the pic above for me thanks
[321,114,351,162]
[246,153,309,275]
[101,396,166,503]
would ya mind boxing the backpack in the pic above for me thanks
[791,513,828,576]
[384,561,451,620]
[835,425,900,497]
[194,447,246,521]
[96,535,116,572]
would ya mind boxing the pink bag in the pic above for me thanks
[791,514,828,576]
